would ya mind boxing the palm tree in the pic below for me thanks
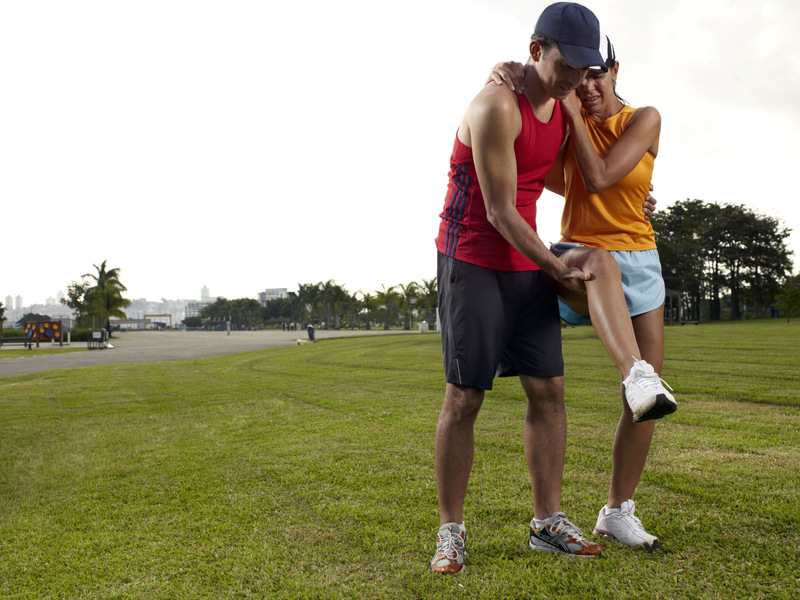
[416,277,438,328]
[357,291,377,330]
[398,281,420,330]
[87,280,132,334]
[84,260,125,291]
[285,292,301,325]
[343,293,363,329]
[375,285,401,330]
[84,260,130,334]
[0,301,5,336]
[318,280,350,329]
[297,282,321,325]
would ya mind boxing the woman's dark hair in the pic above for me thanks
[612,78,628,106]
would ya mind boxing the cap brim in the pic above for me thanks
[557,42,607,71]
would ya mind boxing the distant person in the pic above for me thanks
[431,2,608,574]
[488,32,674,549]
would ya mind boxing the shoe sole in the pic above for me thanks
[633,394,677,423]
[431,564,466,574]
[431,549,468,574]
[593,528,662,551]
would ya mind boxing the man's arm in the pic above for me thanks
[464,86,590,294]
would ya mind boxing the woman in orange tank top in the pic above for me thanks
[490,35,674,550]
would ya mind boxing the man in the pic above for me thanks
[431,3,606,574]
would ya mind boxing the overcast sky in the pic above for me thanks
[2,0,798,306]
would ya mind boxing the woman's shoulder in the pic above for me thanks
[627,105,661,126]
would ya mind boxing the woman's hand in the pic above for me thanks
[643,194,657,221]
[561,90,582,118]
[487,61,525,93]
[643,184,657,221]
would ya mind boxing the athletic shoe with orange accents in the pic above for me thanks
[430,522,467,574]
[529,512,603,557]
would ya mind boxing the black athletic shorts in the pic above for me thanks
[437,252,563,390]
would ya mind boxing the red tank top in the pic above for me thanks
[435,95,564,271]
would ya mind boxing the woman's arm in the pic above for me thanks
[562,93,661,194]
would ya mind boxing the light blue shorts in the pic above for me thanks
[551,242,665,326]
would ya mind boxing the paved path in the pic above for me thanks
[0,329,415,377]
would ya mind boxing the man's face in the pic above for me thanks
[538,46,588,100]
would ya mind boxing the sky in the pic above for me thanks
[2,0,799,306]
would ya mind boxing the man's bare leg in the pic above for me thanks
[435,383,485,525]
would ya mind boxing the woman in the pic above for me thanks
[490,35,673,549]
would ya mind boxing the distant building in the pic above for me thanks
[186,301,211,318]
[4,296,12,310]
[259,288,289,306]
[15,295,22,310]
[186,286,219,319]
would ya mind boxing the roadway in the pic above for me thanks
[0,328,415,377]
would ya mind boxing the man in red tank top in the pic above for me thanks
[431,3,608,573]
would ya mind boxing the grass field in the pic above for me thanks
[1,320,798,599]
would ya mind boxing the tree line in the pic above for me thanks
[4,201,798,336]
[651,199,796,321]
[189,279,439,331]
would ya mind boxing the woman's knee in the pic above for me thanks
[582,247,620,277]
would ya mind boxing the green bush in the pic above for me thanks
[0,328,25,337]
[68,328,93,342]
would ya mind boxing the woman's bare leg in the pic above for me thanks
[558,247,641,377]
[607,306,664,507]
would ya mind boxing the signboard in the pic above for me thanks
[24,320,62,340]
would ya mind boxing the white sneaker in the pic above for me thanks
[623,358,676,423]
[430,522,467,574]
[593,500,660,549]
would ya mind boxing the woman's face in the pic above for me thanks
[576,62,619,114]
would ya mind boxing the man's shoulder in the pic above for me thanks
[466,84,521,128]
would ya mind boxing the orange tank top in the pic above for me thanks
[561,105,656,250]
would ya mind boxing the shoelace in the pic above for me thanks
[619,505,646,531]
[630,358,674,393]
[548,515,585,539]
[437,530,464,556]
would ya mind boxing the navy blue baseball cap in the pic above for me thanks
[534,2,605,70]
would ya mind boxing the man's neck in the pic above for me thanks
[522,63,556,119]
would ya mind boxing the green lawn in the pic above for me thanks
[1,321,798,599]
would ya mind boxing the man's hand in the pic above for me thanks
[556,266,593,297]
[488,61,525,93]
